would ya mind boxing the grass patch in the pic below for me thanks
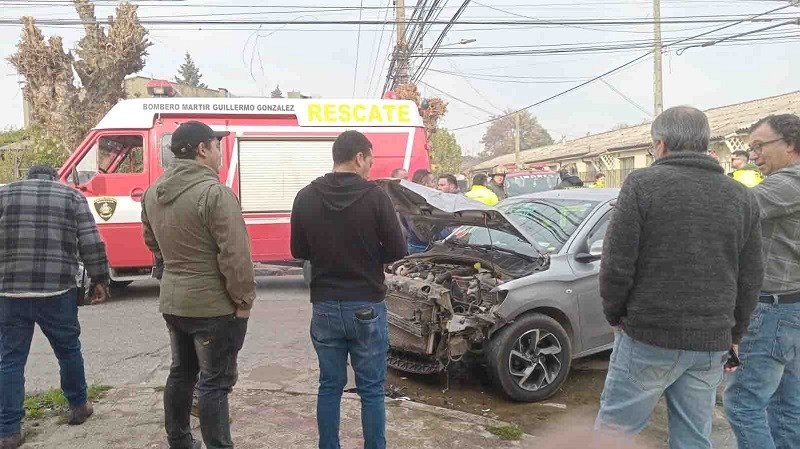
[88,384,113,401]
[24,384,112,420]
[24,389,68,419]
[487,425,523,441]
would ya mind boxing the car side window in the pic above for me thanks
[586,210,613,250]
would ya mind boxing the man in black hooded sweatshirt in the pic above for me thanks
[290,130,407,449]
[555,166,584,189]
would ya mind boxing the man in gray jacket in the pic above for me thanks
[724,114,800,449]
[594,106,764,448]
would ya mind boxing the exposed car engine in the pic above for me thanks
[385,259,507,374]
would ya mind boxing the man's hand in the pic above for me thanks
[91,283,108,305]
[724,344,740,373]
[235,308,250,319]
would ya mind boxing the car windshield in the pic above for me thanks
[505,174,560,197]
[446,198,599,256]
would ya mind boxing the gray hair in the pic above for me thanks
[651,106,710,153]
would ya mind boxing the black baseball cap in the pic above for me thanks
[171,121,230,156]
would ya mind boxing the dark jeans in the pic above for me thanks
[163,314,248,449]
[0,289,88,436]
[311,300,388,449]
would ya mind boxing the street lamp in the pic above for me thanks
[438,38,477,48]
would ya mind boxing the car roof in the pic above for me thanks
[504,187,620,202]
[505,170,558,176]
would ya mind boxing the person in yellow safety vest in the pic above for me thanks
[728,150,764,187]
[591,173,606,188]
[465,173,500,206]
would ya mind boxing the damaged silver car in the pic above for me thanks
[378,179,619,402]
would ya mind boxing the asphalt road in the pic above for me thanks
[23,275,735,447]
[25,277,320,393]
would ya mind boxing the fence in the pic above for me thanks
[578,161,734,188]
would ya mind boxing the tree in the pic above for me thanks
[480,109,553,158]
[429,129,462,174]
[393,83,448,138]
[270,85,283,98]
[7,0,151,156]
[0,127,65,183]
[174,52,207,88]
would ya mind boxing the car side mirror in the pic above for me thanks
[575,240,603,263]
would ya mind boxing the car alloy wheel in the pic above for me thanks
[508,329,562,391]
[486,312,572,402]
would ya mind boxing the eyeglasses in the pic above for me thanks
[748,137,784,155]
[647,142,657,157]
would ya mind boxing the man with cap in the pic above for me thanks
[141,121,256,449]
[488,166,507,199]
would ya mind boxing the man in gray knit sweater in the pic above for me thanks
[594,106,764,449]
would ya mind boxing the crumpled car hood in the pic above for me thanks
[376,178,532,245]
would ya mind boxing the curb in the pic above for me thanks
[113,384,533,440]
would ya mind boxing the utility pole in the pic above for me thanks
[514,112,521,168]
[394,0,409,86]
[653,0,663,116]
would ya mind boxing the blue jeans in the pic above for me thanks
[0,289,88,436]
[311,300,388,449]
[595,331,728,449]
[724,301,800,449]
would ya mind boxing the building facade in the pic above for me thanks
[470,91,800,187]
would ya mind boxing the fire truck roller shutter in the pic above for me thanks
[238,139,334,213]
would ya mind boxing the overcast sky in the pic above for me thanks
[1,0,798,156]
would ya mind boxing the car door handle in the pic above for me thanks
[131,188,144,201]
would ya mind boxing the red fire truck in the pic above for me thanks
[57,97,430,285]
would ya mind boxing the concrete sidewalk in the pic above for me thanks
[20,387,533,449]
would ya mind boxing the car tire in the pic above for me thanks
[110,280,133,289]
[485,313,572,402]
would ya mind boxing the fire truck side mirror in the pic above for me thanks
[70,166,80,186]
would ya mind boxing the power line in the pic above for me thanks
[678,17,800,53]
[3,15,800,27]
[371,18,396,97]
[442,59,505,113]
[428,68,592,83]
[417,80,498,116]
[412,0,472,83]
[472,0,642,35]
[365,0,392,97]
[450,1,799,131]
[0,1,790,7]
[352,0,364,97]
[599,79,653,117]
